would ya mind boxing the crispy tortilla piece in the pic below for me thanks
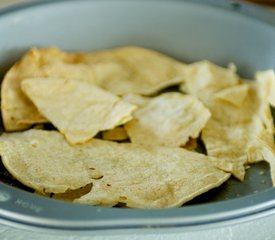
[0,129,230,208]
[1,47,96,131]
[202,118,260,180]
[256,70,275,107]
[125,92,211,147]
[81,46,187,95]
[1,48,48,131]
[21,78,136,144]
[75,140,230,208]
[0,130,92,193]
[202,81,275,181]
[214,84,249,107]
[179,61,275,181]
[2,46,185,131]
[180,60,239,102]
[256,131,275,186]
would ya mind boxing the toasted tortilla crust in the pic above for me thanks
[21,78,136,144]
[125,92,211,147]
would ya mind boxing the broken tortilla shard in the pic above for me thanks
[0,129,230,208]
[125,92,211,147]
[21,78,136,144]
[0,47,96,131]
[0,130,92,193]
[256,70,275,107]
[180,60,239,101]
[75,138,230,208]
[81,46,187,95]
[1,46,185,132]
[179,60,275,181]
[202,81,275,181]
[214,84,249,107]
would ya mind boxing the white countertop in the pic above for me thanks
[0,1,275,239]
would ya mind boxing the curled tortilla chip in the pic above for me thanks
[214,84,249,107]
[0,130,92,193]
[1,48,48,131]
[21,78,136,144]
[256,70,275,107]
[179,61,275,181]
[75,139,230,208]
[1,47,96,131]
[82,46,187,95]
[2,46,186,131]
[202,81,275,181]
[0,129,230,208]
[256,131,275,186]
[125,92,211,147]
[180,60,239,102]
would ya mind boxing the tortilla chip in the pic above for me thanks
[0,129,230,208]
[21,78,136,144]
[202,119,257,180]
[74,139,229,208]
[202,81,275,181]
[256,131,275,186]
[0,130,92,193]
[102,127,129,141]
[125,92,211,147]
[180,60,239,102]
[178,60,275,181]
[1,47,96,131]
[256,70,275,107]
[82,46,187,95]
[214,84,249,107]
[1,48,48,131]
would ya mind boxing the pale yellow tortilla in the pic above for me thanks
[256,131,275,186]
[256,70,275,107]
[201,81,275,181]
[1,48,48,131]
[214,84,249,107]
[1,47,96,131]
[125,92,211,147]
[21,78,136,144]
[180,60,239,103]
[81,46,187,95]
[178,60,275,181]
[75,138,230,208]
[2,46,185,131]
[0,129,230,208]
[0,130,92,193]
